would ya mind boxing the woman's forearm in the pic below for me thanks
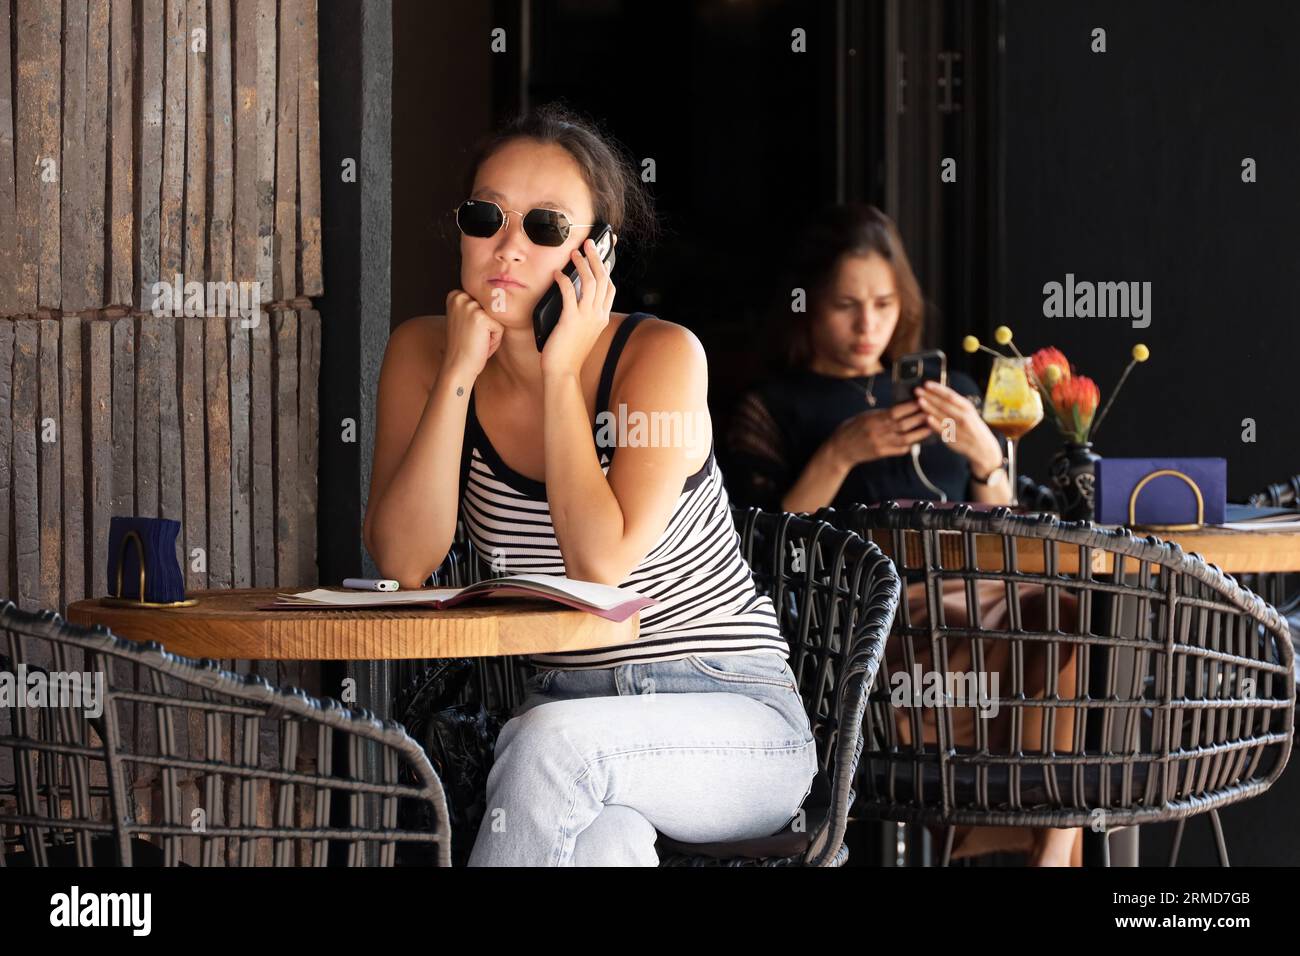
[542,371,627,583]
[781,442,850,514]
[969,472,1014,505]
[366,362,473,587]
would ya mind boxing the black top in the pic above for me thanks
[721,359,1007,511]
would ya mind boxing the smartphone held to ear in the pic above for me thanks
[892,349,947,446]
[532,224,617,352]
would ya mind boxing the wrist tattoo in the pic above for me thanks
[456,385,464,397]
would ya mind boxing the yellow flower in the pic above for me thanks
[1132,343,1150,362]
[962,335,980,353]
[994,326,1012,345]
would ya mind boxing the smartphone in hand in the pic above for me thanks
[532,223,616,352]
[892,349,947,445]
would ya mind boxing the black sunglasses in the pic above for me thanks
[454,198,597,247]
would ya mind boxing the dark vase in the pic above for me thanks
[1049,441,1101,521]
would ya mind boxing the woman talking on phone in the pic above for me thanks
[724,203,1083,866]
[363,104,816,866]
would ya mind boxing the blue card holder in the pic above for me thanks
[1094,458,1227,529]
[103,516,197,608]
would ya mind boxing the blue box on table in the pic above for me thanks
[1094,458,1226,529]
[105,516,191,605]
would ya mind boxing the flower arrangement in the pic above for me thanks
[963,327,1149,444]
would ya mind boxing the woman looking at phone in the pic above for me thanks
[724,203,1083,866]
[364,103,817,866]
[725,204,1010,513]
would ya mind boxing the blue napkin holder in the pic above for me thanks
[1094,458,1226,530]
[103,516,197,608]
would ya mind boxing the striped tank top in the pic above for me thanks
[457,312,786,669]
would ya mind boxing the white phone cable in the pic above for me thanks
[910,443,948,503]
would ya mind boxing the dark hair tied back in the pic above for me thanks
[459,101,658,251]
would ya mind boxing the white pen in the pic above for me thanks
[342,577,400,592]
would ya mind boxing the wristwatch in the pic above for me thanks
[970,456,1009,486]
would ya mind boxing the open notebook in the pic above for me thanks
[263,573,655,623]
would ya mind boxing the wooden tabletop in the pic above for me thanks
[1143,525,1300,573]
[65,588,639,661]
[865,525,1300,575]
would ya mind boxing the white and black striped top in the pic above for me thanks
[457,312,786,669]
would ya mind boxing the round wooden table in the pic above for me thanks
[65,587,639,660]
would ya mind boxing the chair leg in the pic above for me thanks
[939,825,955,867]
[1167,818,1185,867]
[1209,810,1230,867]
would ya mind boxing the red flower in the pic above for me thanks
[1051,375,1100,441]
[1030,347,1071,389]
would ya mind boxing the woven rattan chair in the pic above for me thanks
[818,500,1295,866]
[1241,475,1300,683]
[0,601,451,866]
[1016,474,1062,514]
[402,508,900,866]
[654,506,900,866]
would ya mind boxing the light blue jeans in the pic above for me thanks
[466,651,819,866]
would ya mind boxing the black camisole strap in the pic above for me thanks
[460,312,652,499]
[592,312,651,439]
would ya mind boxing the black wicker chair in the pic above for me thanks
[1016,474,1063,514]
[401,509,900,866]
[818,500,1295,866]
[654,506,900,866]
[1240,475,1300,682]
[0,601,451,866]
